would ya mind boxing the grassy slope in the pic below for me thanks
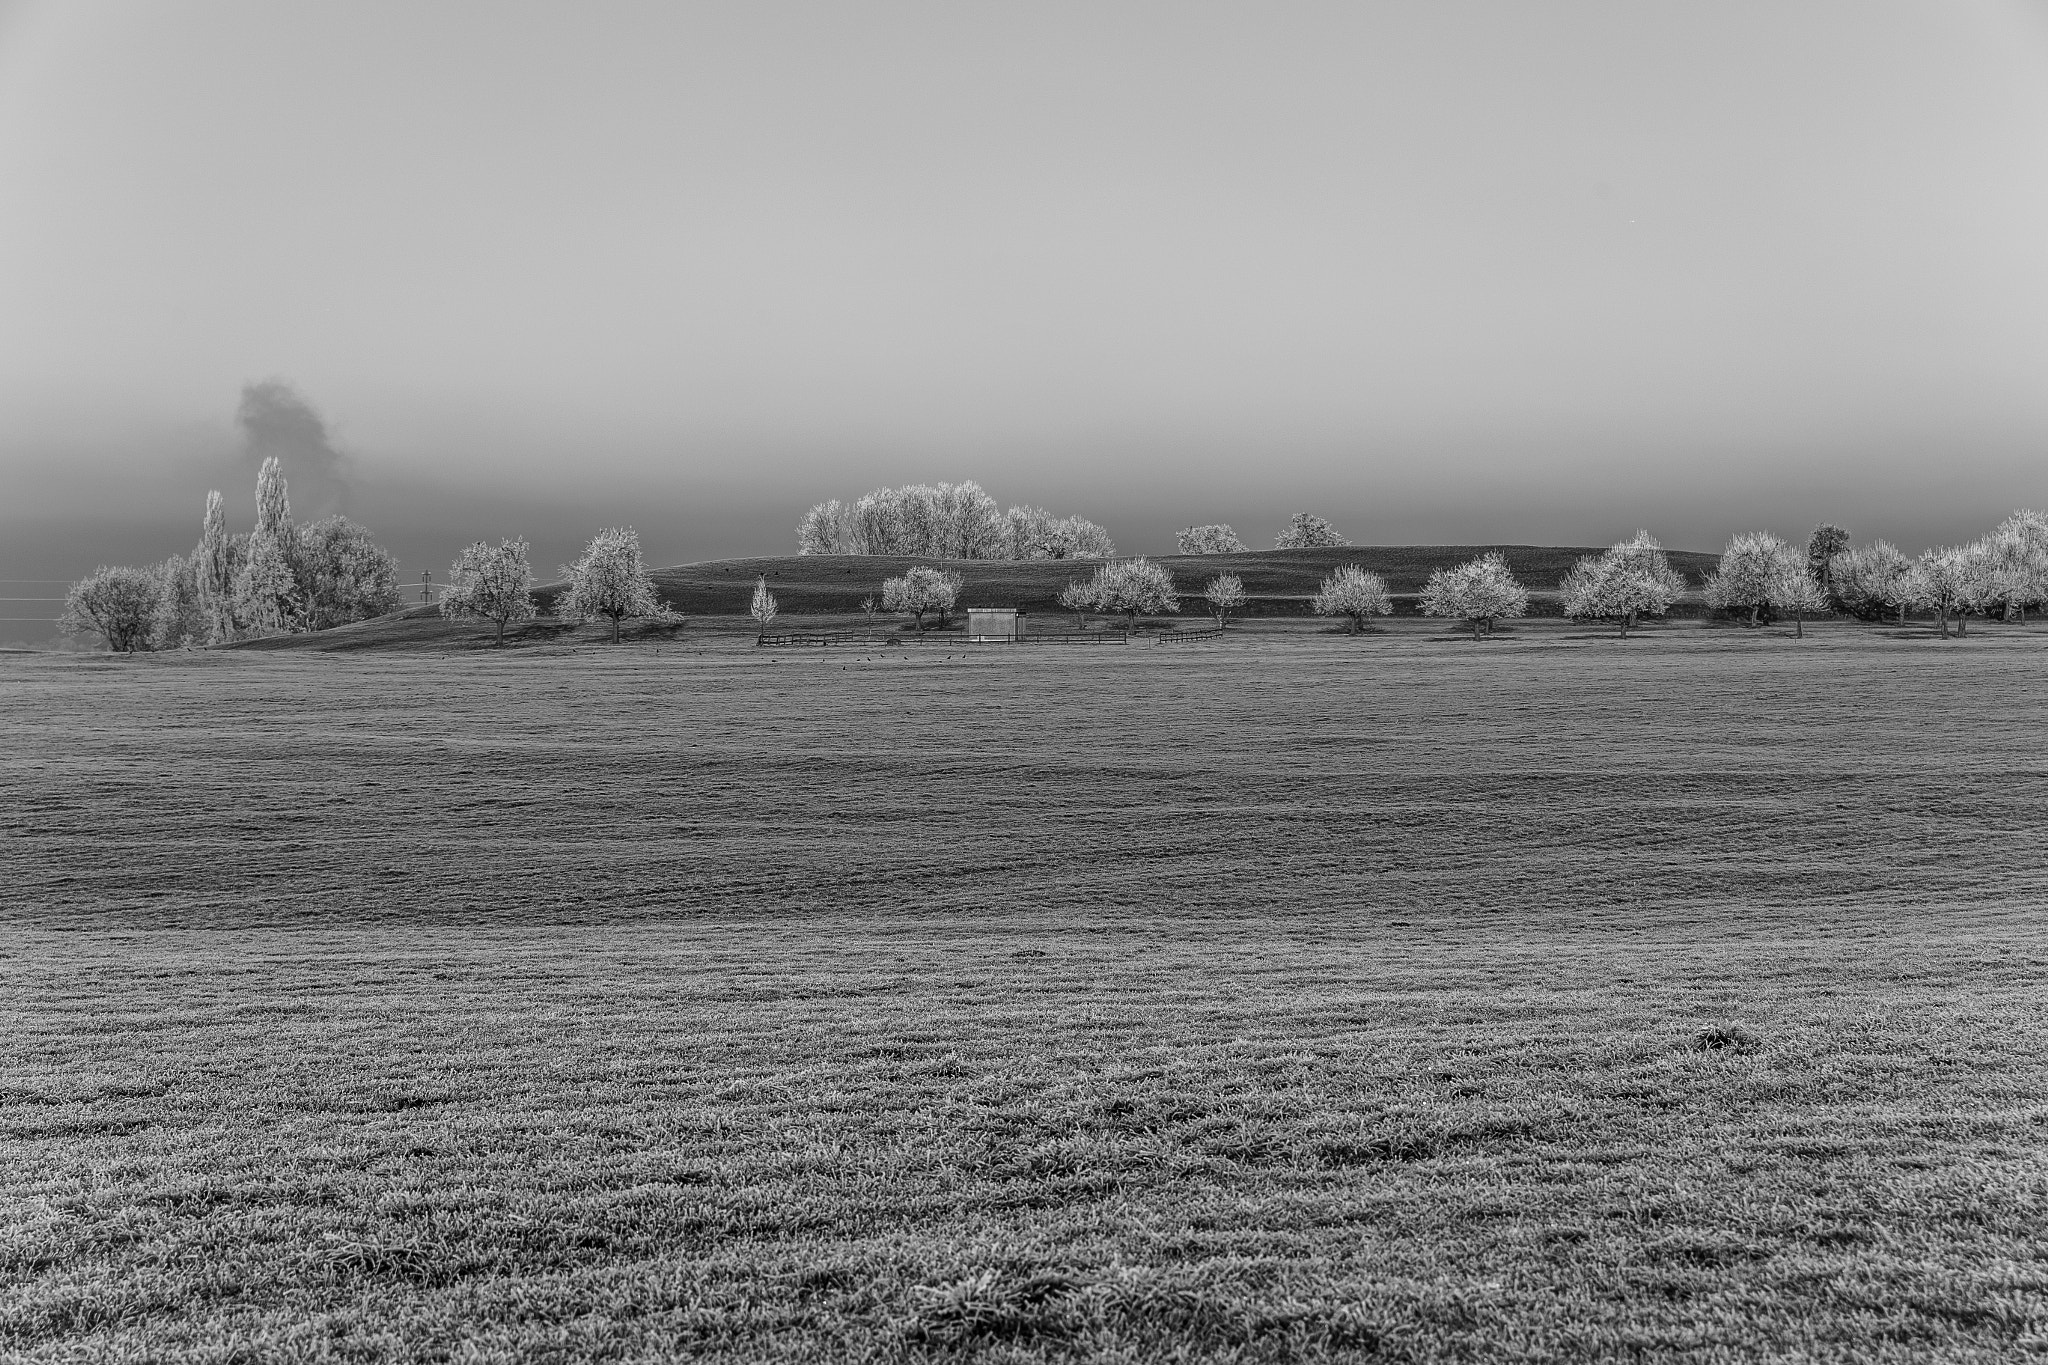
[651,544,1724,615]
[4,636,2047,1361]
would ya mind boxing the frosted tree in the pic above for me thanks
[558,527,670,642]
[1418,552,1529,639]
[1311,564,1392,634]
[194,490,240,643]
[749,576,778,641]
[936,482,1007,559]
[1202,573,1248,628]
[1955,540,2003,635]
[796,500,850,555]
[1702,531,1803,626]
[294,517,402,629]
[1177,524,1248,555]
[1056,579,1098,629]
[1001,505,1114,559]
[441,538,537,644]
[1779,566,1828,638]
[60,566,165,653]
[1274,513,1348,550]
[254,455,292,545]
[881,565,963,631]
[1910,546,1976,638]
[799,482,1110,559]
[152,553,206,649]
[1830,540,1913,623]
[1088,558,1179,638]
[1559,531,1685,637]
[233,525,299,636]
[1982,510,2048,621]
[234,457,302,635]
[1041,516,1115,559]
[1002,505,1059,559]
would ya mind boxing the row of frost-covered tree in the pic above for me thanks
[1755,514,2048,636]
[794,486,1359,559]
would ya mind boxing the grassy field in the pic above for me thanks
[5,631,2047,1361]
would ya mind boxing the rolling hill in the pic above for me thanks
[233,544,1723,650]
[646,544,1721,616]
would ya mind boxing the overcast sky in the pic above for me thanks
[4,0,2048,597]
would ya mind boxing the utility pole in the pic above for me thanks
[420,570,432,604]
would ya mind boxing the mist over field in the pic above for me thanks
[6,2,2048,590]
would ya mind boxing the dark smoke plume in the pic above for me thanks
[236,379,350,517]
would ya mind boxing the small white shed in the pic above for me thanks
[967,608,1024,642]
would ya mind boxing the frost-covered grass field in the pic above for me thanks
[5,632,2047,1361]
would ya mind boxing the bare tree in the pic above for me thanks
[441,538,537,644]
[60,566,165,653]
[558,527,671,643]
[1177,524,1248,554]
[1418,552,1528,639]
[1311,564,1392,635]
[1274,513,1348,550]
[749,576,778,642]
[1202,573,1248,628]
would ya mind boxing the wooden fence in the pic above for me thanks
[756,629,900,648]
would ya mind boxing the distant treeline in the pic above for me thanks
[51,463,2048,651]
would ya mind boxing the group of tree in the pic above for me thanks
[60,458,403,652]
[797,481,1115,560]
[1172,513,1350,554]
[439,527,679,644]
[1700,531,1827,635]
[1802,512,2048,637]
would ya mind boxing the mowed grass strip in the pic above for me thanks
[4,632,2046,930]
[2,637,2047,1360]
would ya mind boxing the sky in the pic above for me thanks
[4,0,2048,619]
